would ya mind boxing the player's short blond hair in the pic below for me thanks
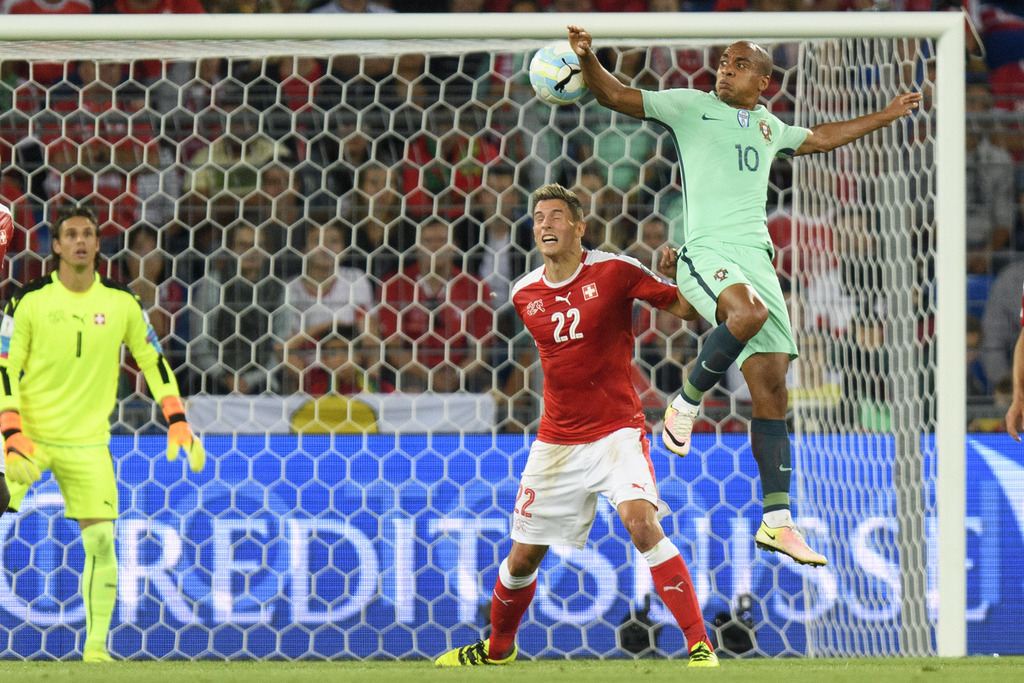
[531,184,584,223]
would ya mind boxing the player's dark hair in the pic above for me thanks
[54,204,98,241]
[52,204,101,271]
[531,184,584,223]
[746,41,773,77]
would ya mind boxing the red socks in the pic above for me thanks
[650,554,710,650]
[487,576,536,659]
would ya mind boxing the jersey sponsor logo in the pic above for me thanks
[737,109,750,128]
[526,299,546,316]
[93,313,106,325]
[554,293,572,306]
[759,119,773,143]
[582,283,598,300]
[714,268,729,282]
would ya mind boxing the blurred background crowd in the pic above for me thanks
[0,0,1020,435]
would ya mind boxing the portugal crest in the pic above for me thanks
[759,119,773,143]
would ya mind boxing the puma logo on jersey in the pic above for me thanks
[555,293,572,306]
[631,483,647,492]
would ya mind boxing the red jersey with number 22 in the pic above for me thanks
[512,250,679,445]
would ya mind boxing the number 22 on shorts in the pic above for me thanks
[514,485,536,517]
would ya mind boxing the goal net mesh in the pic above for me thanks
[0,30,937,660]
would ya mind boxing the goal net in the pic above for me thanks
[0,12,964,661]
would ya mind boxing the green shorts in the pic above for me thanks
[6,442,118,520]
[676,242,798,367]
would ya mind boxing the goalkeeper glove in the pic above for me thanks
[2,412,41,486]
[161,396,205,473]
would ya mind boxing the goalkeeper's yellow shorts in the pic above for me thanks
[7,442,118,521]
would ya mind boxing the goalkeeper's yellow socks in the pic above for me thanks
[81,521,117,659]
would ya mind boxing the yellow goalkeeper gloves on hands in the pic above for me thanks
[2,412,41,486]
[161,396,205,473]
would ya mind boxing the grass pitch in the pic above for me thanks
[0,657,1022,683]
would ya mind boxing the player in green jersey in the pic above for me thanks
[568,25,922,567]
[0,205,205,662]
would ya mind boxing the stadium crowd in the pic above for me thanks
[0,0,1021,434]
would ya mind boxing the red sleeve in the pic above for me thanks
[0,205,13,266]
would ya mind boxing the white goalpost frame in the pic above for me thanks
[0,11,966,658]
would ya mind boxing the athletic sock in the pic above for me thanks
[487,558,537,660]
[644,539,709,650]
[81,521,117,656]
[751,418,792,514]
[682,324,747,404]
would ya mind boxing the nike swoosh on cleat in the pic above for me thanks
[763,530,776,540]
[779,466,792,472]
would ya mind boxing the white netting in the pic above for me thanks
[0,16,959,661]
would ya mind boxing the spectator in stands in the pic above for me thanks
[378,219,494,393]
[981,258,1024,396]
[1,0,93,88]
[301,323,393,395]
[831,308,890,431]
[47,60,157,248]
[279,221,376,392]
[345,161,405,278]
[965,80,1016,274]
[967,313,990,398]
[312,1,424,108]
[402,103,501,220]
[184,110,293,226]
[190,222,285,395]
[245,162,304,255]
[98,0,204,13]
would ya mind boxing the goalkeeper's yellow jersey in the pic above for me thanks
[0,271,180,446]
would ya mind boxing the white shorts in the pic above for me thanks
[511,427,666,549]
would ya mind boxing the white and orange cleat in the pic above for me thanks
[755,521,827,566]
[662,395,700,456]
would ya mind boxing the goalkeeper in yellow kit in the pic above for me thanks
[0,205,205,662]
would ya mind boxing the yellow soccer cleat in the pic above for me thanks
[688,639,719,667]
[434,639,517,667]
[755,521,827,566]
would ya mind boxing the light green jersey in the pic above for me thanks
[642,88,809,251]
[0,272,180,446]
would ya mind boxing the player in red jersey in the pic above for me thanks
[0,203,12,270]
[435,184,718,668]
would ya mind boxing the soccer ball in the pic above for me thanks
[529,40,588,106]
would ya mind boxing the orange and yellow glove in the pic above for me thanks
[2,411,41,486]
[161,396,205,473]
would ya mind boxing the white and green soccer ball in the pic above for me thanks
[529,40,588,106]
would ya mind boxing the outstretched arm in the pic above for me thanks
[567,24,645,119]
[794,92,922,156]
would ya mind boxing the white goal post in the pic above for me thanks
[0,11,964,659]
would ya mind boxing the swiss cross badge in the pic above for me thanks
[94,313,106,325]
[583,283,598,300]
[714,269,729,282]
[526,299,545,316]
